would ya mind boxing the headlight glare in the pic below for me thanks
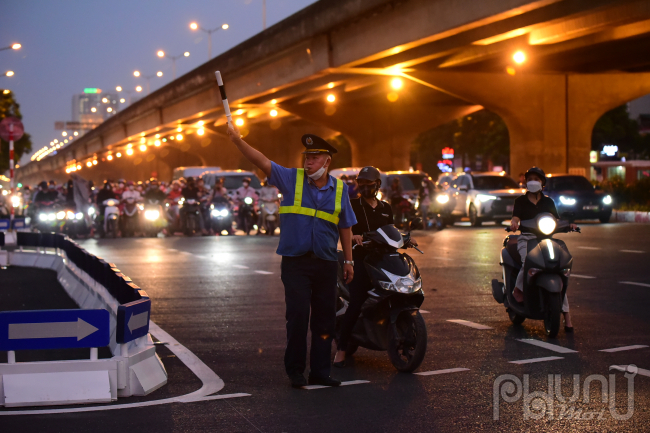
[538,215,556,235]
[559,195,576,205]
[436,194,449,204]
[603,195,612,205]
[144,210,160,220]
[244,197,253,205]
[56,211,66,220]
[39,213,48,221]
[477,194,497,202]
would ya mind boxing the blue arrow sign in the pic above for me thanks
[117,298,151,343]
[0,309,110,351]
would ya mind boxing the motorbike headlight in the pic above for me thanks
[10,196,20,207]
[538,215,556,235]
[39,213,48,221]
[48,213,56,221]
[379,281,394,291]
[376,191,383,201]
[138,204,144,211]
[76,212,83,220]
[603,195,612,205]
[106,200,116,206]
[211,209,219,217]
[144,210,160,220]
[88,207,96,216]
[244,197,253,205]
[56,211,66,220]
[559,195,576,205]
[66,211,75,219]
[436,194,449,204]
[477,194,497,202]
[210,204,214,210]
[220,209,229,217]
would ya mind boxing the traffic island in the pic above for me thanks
[0,232,167,407]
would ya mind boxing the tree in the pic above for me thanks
[1,90,33,174]
[411,109,509,177]
[592,104,650,158]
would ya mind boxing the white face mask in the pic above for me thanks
[526,180,542,193]
[306,157,329,180]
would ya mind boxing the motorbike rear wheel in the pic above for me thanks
[508,308,526,325]
[387,311,427,373]
[544,292,562,338]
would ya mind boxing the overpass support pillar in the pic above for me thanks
[281,101,480,171]
[407,71,650,178]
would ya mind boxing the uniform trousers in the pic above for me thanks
[281,254,337,379]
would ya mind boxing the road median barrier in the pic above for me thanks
[0,232,166,408]
[611,210,650,223]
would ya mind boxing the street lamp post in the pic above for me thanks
[0,43,21,52]
[189,22,229,60]
[3,71,15,77]
[134,70,163,95]
[157,50,190,79]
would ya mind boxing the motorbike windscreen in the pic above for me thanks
[366,224,404,248]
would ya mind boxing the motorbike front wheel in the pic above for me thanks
[508,308,526,325]
[544,292,562,338]
[387,311,427,373]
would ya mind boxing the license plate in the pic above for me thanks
[583,205,598,211]
[506,205,514,212]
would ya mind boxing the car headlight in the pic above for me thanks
[144,210,160,220]
[603,195,612,205]
[48,213,56,221]
[39,213,48,221]
[559,195,576,205]
[56,211,66,220]
[477,194,497,202]
[538,215,556,235]
[220,209,229,217]
[244,197,253,205]
[76,212,83,220]
[66,211,75,220]
[436,194,449,204]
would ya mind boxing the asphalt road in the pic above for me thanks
[3,222,650,432]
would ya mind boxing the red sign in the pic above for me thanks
[442,147,454,159]
[0,117,24,141]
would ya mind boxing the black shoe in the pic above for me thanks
[288,372,307,389]
[333,360,346,368]
[308,376,341,387]
[565,326,574,333]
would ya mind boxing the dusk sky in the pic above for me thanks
[0,0,317,165]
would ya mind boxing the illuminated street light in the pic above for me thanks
[92,160,98,165]
[327,82,335,89]
[91,107,97,112]
[120,98,126,103]
[135,70,164,95]
[235,118,244,127]
[190,21,229,59]
[62,131,67,137]
[116,152,122,158]
[1,43,21,52]
[156,71,163,77]
[326,94,336,103]
[73,131,79,136]
[390,77,403,90]
[197,129,204,136]
[116,86,122,92]
[126,148,134,155]
[155,139,161,146]
[136,86,142,92]
[139,144,147,152]
[134,70,141,77]
[102,97,108,103]
[270,109,278,117]
[4,71,14,77]
[176,134,183,140]
[107,107,113,113]
[157,50,190,79]
[513,50,526,64]
[107,154,113,161]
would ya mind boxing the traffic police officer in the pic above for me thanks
[227,124,356,388]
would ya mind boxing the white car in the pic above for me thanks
[448,172,524,226]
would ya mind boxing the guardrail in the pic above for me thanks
[0,232,167,407]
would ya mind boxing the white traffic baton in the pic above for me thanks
[214,71,233,128]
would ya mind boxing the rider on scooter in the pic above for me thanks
[334,166,394,367]
[510,167,575,331]
[181,177,208,235]
[257,178,279,235]
[234,177,258,230]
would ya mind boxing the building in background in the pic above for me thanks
[72,88,118,125]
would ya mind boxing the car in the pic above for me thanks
[329,167,365,180]
[544,174,613,223]
[445,172,523,226]
[172,166,222,181]
[201,170,262,195]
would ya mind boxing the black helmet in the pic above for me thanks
[186,176,195,183]
[242,177,251,183]
[357,166,381,185]
[39,181,48,189]
[524,166,546,186]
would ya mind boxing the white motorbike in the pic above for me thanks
[102,198,120,238]
[260,200,279,235]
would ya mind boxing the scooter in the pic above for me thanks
[62,208,90,239]
[34,201,64,233]
[491,212,579,338]
[102,199,120,238]
[238,196,256,235]
[260,200,279,235]
[336,222,427,372]
[121,197,140,237]
[210,197,233,235]
[142,199,166,237]
[181,198,201,236]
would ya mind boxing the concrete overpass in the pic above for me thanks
[17,0,650,184]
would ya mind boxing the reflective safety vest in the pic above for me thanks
[279,169,344,225]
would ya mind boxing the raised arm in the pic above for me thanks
[227,124,272,177]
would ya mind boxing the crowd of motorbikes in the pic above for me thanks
[7,177,281,239]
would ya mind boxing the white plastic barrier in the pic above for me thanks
[0,247,167,407]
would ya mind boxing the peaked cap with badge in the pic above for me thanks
[301,134,338,155]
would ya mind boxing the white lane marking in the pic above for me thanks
[447,319,493,330]
[254,270,273,275]
[578,246,601,250]
[517,339,578,354]
[180,393,251,403]
[414,368,470,376]
[610,365,650,378]
[620,250,645,253]
[303,380,370,390]
[572,274,596,279]
[419,310,430,314]
[0,320,231,415]
[232,264,250,269]
[620,281,650,288]
[509,356,564,365]
[600,345,649,353]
